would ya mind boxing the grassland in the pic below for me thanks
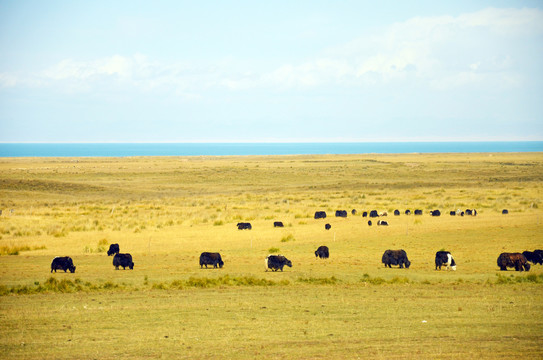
[0,153,542,359]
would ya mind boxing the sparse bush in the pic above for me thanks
[280,234,295,243]
[268,247,280,253]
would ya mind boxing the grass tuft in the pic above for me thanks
[280,234,295,242]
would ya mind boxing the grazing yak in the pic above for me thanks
[314,211,327,219]
[273,221,284,228]
[414,209,422,215]
[237,222,252,230]
[325,223,331,230]
[394,210,400,216]
[435,251,456,271]
[379,211,388,217]
[382,250,411,269]
[107,243,120,256]
[465,209,477,216]
[113,253,134,270]
[377,220,388,226]
[522,250,543,265]
[502,209,509,214]
[497,253,530,271]
[430,210,441,216]
[315,246,329,259]
[449,211,456,216]
[335,210,347,218]
[405,210,411,215]
[51,256,76,273]
[199,252,224,268]
[368,220,372,226]
[351,209,357,215]
[369,210,379,218]
[265,255,292,272]
[362,211,368,217]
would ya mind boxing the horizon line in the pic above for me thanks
[1,140,543,144]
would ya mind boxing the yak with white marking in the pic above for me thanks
[435,251,456,271]
[265,255,292,272]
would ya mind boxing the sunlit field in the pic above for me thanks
[0,153,542,359]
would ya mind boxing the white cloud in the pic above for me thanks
[2,7,541,96]
[0,73,18,87]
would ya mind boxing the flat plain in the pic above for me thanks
[0,152,542,359]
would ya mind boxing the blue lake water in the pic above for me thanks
[0,142,542,157]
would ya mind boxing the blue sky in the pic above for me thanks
[1,1,542,142]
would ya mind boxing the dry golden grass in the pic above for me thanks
[0,152,542,359]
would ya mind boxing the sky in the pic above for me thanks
[0,0,542,143]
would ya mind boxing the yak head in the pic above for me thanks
[69,265,76,273]
[218,260,224,268]
[285,259,293,268]
[404,259,411,269]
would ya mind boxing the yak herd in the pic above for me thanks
[50,207,541,275]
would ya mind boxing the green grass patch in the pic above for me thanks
[0,277,124,295]
[296,276,339,285]
[494,273,543,284]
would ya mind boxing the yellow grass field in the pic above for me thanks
[0,153,542,359]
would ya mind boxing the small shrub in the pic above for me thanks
[268,247,280,253]
[280,234,295,243]
[213,220,224,226]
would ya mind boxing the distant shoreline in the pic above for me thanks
[1,141,542,158]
